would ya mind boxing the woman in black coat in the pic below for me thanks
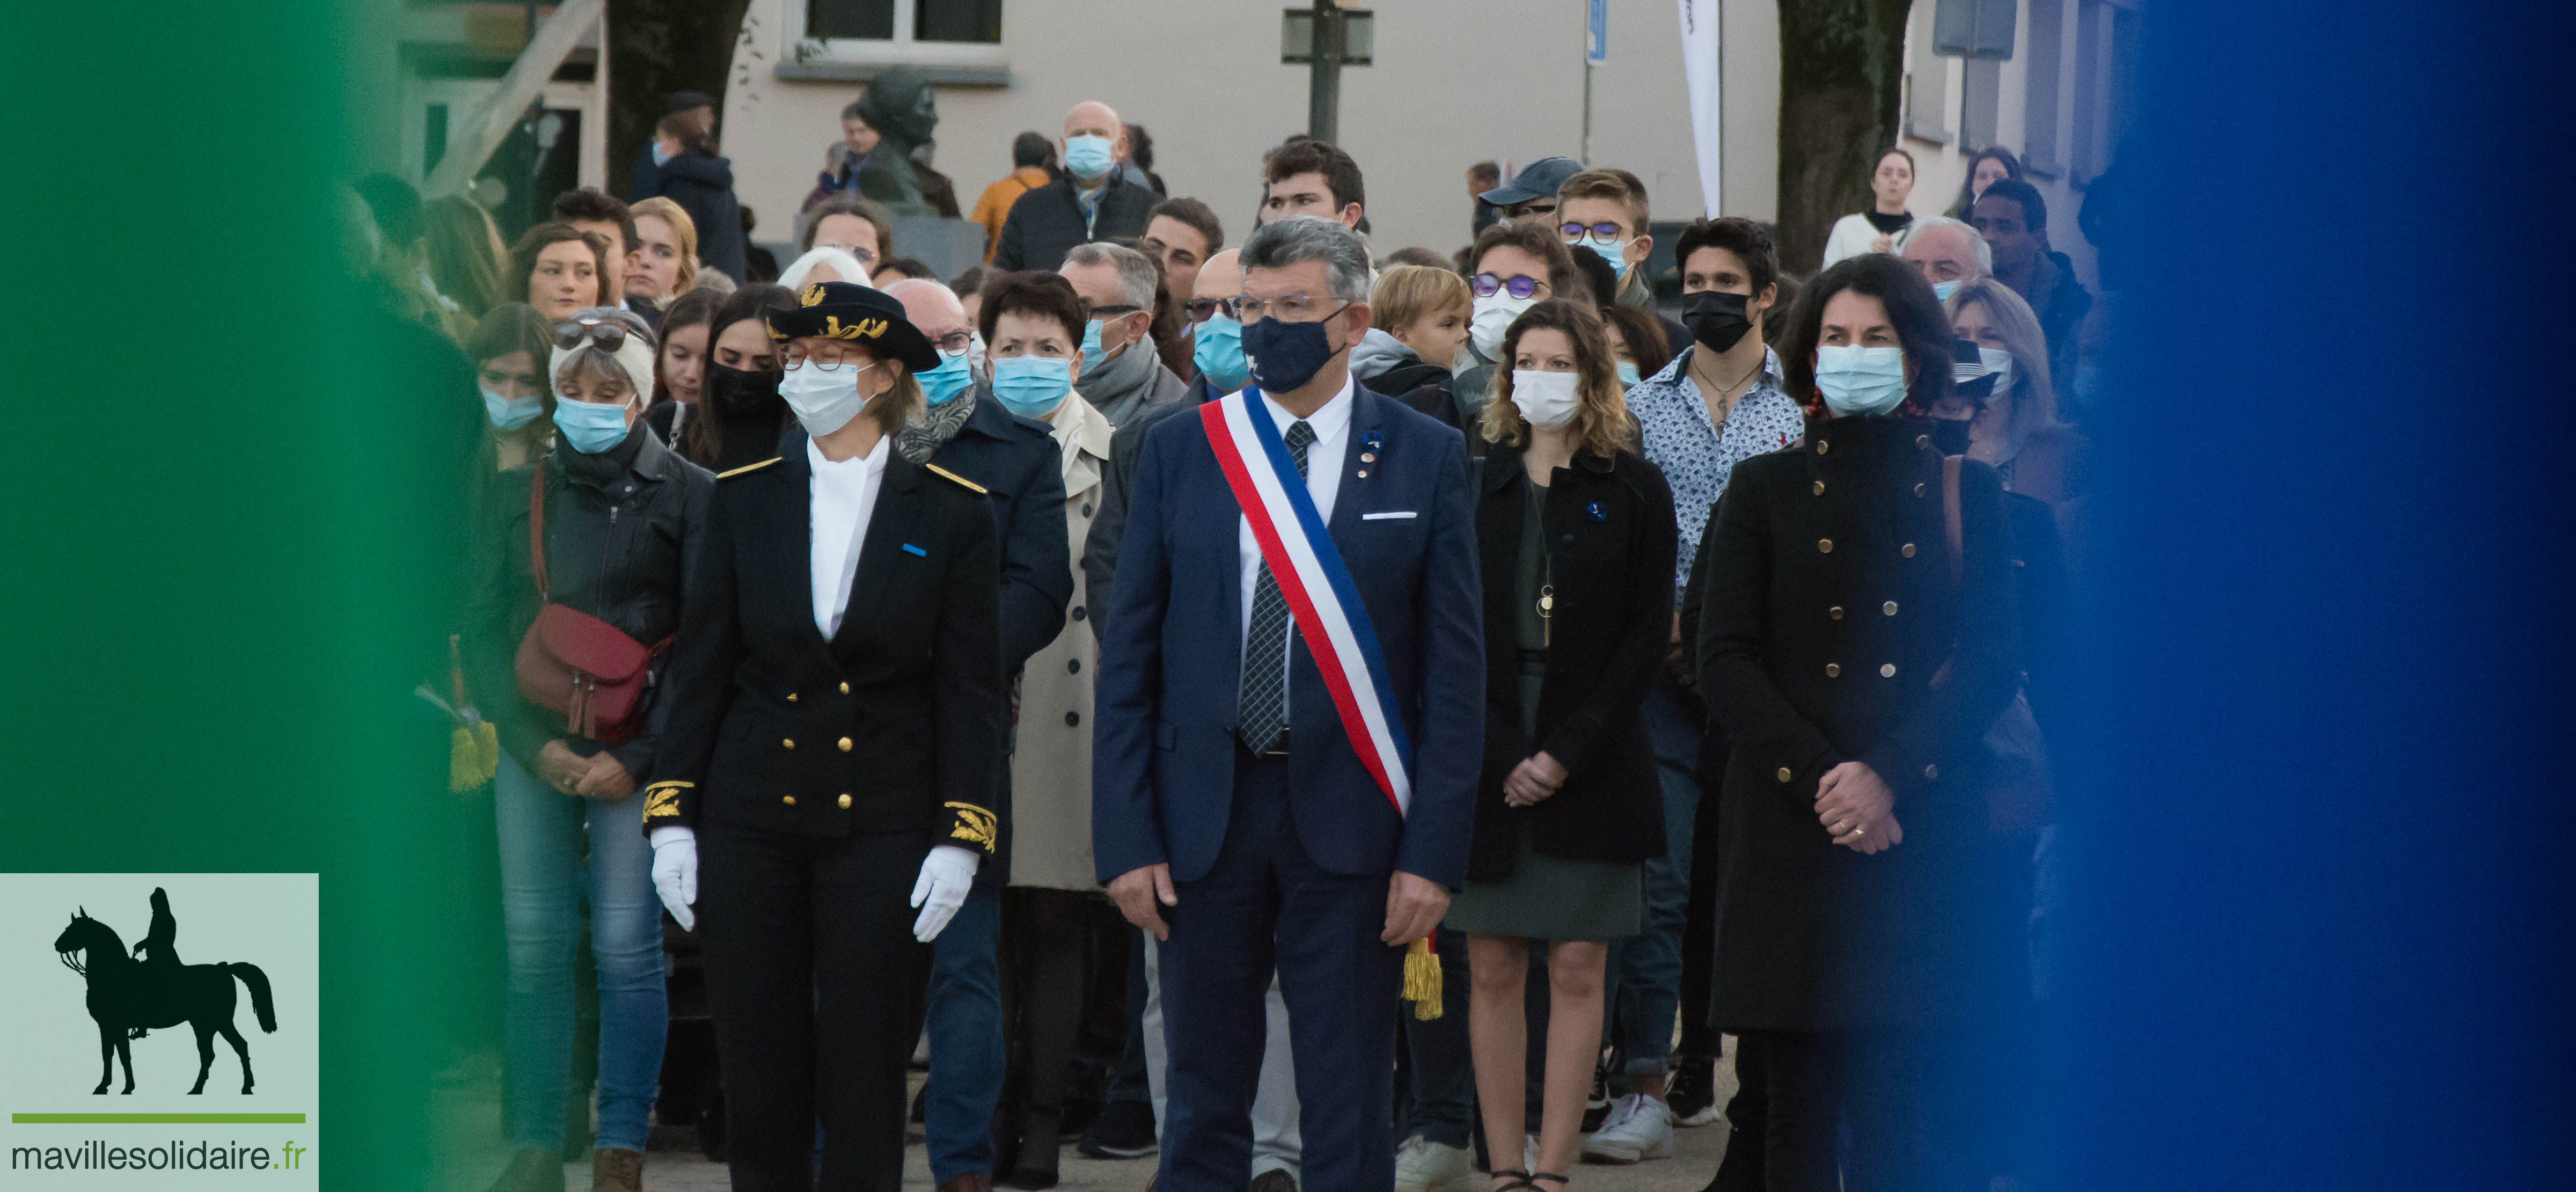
[1694,254,2022,1191]
[640,282,1008,1190]
[1443,299,1676,1187]
[648,111,750,285]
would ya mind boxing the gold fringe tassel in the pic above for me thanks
[450,721,500,792]
[1402,934,1443,1021]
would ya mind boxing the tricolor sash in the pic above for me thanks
[1201,389,1415,816]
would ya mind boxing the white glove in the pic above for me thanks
[909,844,980,942]
[649,826,698,932]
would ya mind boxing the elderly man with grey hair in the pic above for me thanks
[992,100,1160,271]
[1902,214,1992,297]
[1060,240,1189,429]
[1091,215,1484,1190]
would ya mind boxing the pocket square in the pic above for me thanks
[1360,511,1417,521]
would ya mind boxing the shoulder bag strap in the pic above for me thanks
[528,456,550,602]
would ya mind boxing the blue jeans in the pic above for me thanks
[492,751,667,1153]
[1604,683,1700,1077]
[925,884,1004,1182]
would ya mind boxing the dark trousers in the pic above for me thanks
[995,886,1094,1172]
[1739,1028,1991,1192]
[1158,751,1403,1191]
[698,821,931,1192]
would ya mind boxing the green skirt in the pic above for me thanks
[1444,827,1644,942]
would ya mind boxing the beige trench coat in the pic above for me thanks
[1009,392,1114,889]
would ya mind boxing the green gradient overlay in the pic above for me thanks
[13,1115,311,1125]
[3,3,503,1187]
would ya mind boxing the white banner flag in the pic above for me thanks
[1678,0,1722,217]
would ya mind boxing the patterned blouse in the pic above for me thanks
[1628,346,1807,593]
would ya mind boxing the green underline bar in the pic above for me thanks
[11,1113,306,1124]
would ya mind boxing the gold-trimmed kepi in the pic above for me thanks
[764,280,940,371]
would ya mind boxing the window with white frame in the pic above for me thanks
[2069,0,2140,182]
[786,0,1006,80]
[1904,0,1953,144]
[2023,0,2067,178]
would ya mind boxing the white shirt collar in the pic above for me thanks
[1256,372,1356,448]
[807,430,890,476]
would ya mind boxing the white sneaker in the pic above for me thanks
[1393,1135,1477,1192]
[1580,1093,1675,1164]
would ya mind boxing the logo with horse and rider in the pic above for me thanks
[4,873,317,1185]
[53,889,280,1096]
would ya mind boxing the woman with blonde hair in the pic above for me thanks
[1458,298,1678,1187]
[423,194,514,321]
[626,195,700,306]
[1937,277,2085,505]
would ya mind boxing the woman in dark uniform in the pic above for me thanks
[1694,253,2022,1191]
[1447,299,1677,1187]
[641,281,1006,1191]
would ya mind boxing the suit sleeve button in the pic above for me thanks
[1776,766,1793,783]
[838,737,853,752]
[782,795,797,806]
[838,793,852,808]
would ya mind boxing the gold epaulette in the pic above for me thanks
[925,464,989,494]
[716,457,782,479]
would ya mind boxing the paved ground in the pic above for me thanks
[452,1043,1739,1191]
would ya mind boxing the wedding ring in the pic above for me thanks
[1853,826,1866,837]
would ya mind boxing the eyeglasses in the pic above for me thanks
[1229,295,1345,323]
[1087,304,1146,322]
[817,242,880,267]
[931,330,974,357]
[780,342,877,370]
[1469,274,1548,301]
[1558,221,1627,243]
[553,317,629,353]
[1185,298,1233,324]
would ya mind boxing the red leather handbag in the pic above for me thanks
[513,461,663,742]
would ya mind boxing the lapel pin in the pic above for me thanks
[1362,430,1384,451]
[1360,451,1377,463]
[901,543,927,557]
[1586,501,1607,522]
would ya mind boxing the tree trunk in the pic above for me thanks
[606,0,755,200]
[1774,0,1914,276]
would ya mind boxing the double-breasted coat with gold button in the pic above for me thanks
[1694,414,2022,1031]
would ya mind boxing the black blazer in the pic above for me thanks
[1467,442,1677,881]
[643,430,1008,854]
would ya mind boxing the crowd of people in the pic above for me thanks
[342,80,2107,1192]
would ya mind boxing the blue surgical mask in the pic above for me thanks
[1063,134,1114,180]
[1080,315,1134,375]
[552,394,634,454]
[1192,315,1250,393]
[482,386,543,430]
[650,141,673,167]
[917,352,974,405]
[1582,236,1631,274]
[1812,346,1909,416]
[1615,361,1642,389]
[991,355,1073,418]
[1932,279,1962,302]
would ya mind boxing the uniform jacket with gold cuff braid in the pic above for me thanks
[642,426,1007,851]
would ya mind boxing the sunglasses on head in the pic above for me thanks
[1470,274,1546,300]
[554,318,628,354]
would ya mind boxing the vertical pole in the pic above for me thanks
[1581,64,1594,166]
[1308,0,1341,143]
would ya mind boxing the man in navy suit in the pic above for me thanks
[1092,216,1484,1190]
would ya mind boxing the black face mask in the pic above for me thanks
[1930,415,1973,456]
[1683,290,1754,353]
[705,361,784,417]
